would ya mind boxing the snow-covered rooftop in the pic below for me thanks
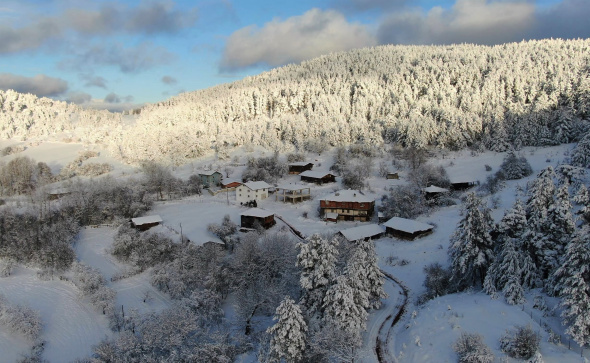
[300,170,334,178]
[288,161,314,166]
[339,224,385,241]
[383,217,434,234]
[242,181,271,190]
[240,208,274,218]
[199,171,222,176]
[131,215,163,226]
[423,185,450,193]
[321,189,374,203]
[221,178,241,186]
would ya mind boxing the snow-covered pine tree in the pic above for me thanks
[322,275,367,346]
[571,132,590,168]
[296,234,339,315]
[537,182,575,282]
[357,239,387,309]
[552,226,590,346]
[267,297,307,363]
[573,184,590,220]
[449,193,495,289]
[499,240,526,305]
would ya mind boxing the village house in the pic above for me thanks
[130,215,163,231]
[220,178,242,189]
[338,224,385,242]
[449,178,479,191]
[275,184,311,203]
[199,171,223,188]
[236,181,271,204]
[288,162,314,175]
[320,189,375,222]
[383,217,434,240]
[300,170,336,184]
[240,208,276,229]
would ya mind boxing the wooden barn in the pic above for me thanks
[422,185,450,200]
[386,172,399,180]
[288,162,314,175]
[300,170,336,184]
[383,217,434,240]
[131,215,163,231]
[240,208,276,229]
[450,179,479,191]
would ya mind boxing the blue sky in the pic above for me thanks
[0,0,589,111]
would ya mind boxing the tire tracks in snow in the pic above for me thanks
[375,270,409,363]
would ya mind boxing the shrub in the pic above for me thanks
[496,152,533,180]
[418,263,452,304]
[499,325,540,360]
[453,332,494,363]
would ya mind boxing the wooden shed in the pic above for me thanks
[422,185,450,200]
[240,208,276,229]
[288,162,314,175]
[300,170,336,184]
[383,217,434,240]
[386,172,399,180]
[131,215,163,231]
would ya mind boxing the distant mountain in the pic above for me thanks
[2,39,590,164]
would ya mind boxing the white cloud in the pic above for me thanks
[0,73,68,97]
[377,0,536,45]
[220,8,376,71]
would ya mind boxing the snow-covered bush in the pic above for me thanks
[453,332,494,363]
[1,145,26,156]
[287,152,306,162]
[500,325,540,360]
[242,154,287,183]
[408,163,450,189]
[418,263,452,304]
[379,184,426,219]
[76,162,113,177]
[71,262,115,316]
[0,295,42,341]
[111,226,178,271]
[207,214,238,251]
[496,152,533,180]
[570,132,590,168]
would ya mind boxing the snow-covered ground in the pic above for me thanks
[0,139,587,362]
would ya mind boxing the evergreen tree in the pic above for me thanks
[296,235,339,314]
[498,240,526,305]
[449,193,495,289]
[357,239,388,309]
[571,132,590,168]
[552,227,590,346]
[537,183,575,281]
[267,297,307,363]
[322,275,367,346]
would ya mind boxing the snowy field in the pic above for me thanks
[0,139,588,362]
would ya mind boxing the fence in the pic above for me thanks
[520,303,588,359]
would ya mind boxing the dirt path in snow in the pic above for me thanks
[374,271,409,363]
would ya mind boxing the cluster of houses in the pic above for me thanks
[130,162,480,244]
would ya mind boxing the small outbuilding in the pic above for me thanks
[386,172,399,180]
[422,185,450,200]
[240,208,276,229]
[338,224,385,242]
[450,179,479,191]
[288,162,314,175]
[383,217,434,240]
[131,215,163,231]
[300,170,336,184]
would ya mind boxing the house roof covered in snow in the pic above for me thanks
[321,189,374,203]
[383,217,433,234]
[221,178,241,186]
[131,215,163,226]
[199,171,222,176]
[242,181,271,190]
[422,185,450,193]
[288,161,314,167]
[339,224,385,241]
[300,170,334,178]
[240,208,274,218]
